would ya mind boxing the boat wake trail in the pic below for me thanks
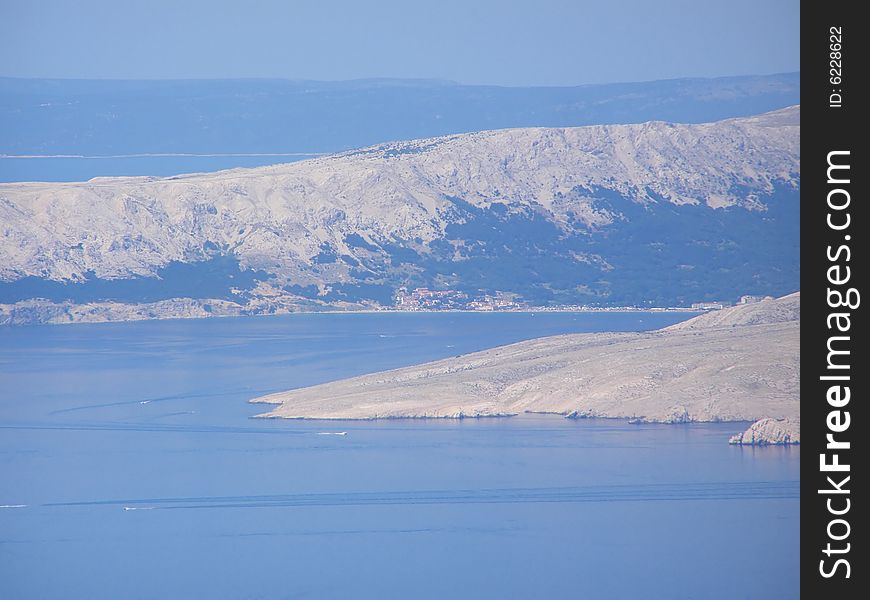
[46,481,799,511]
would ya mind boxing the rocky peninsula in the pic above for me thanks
[251,293,800,444]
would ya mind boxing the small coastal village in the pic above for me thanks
[0,285,776,326]
[390,286,773,313]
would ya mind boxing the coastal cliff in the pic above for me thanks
[729,418,800,446]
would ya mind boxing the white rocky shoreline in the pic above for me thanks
[729,417,800,446]
[256,410,799,447]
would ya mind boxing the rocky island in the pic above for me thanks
[251,293,800,444]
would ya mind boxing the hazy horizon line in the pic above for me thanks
[0,70,801,90]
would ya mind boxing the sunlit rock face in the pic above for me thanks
[1,107,799,319]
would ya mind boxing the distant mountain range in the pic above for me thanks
[1,73,799,155]
[0,106,799,323]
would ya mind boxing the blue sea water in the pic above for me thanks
[0,313,799,599]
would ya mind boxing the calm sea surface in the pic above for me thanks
[0,312,799,599]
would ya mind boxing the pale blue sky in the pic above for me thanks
[0,0,799,86]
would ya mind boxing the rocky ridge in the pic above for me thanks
[1,107,800,319]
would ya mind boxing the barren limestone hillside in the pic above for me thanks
[252,293,800,444]
[1,108,799,321]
